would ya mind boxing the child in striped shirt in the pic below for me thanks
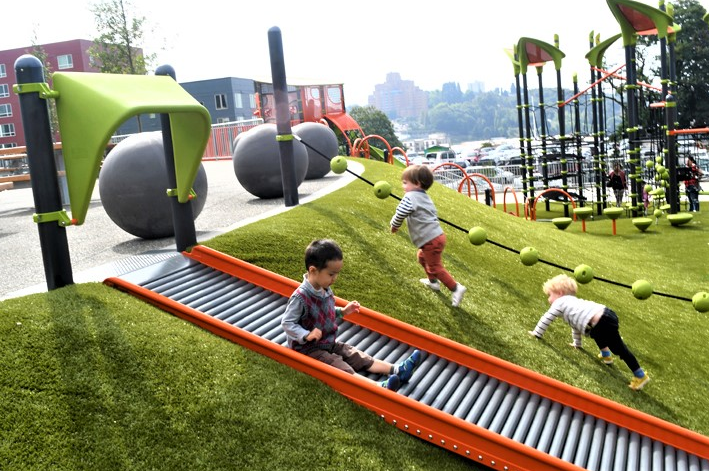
[390,165,466,307]
[528,274,650,391]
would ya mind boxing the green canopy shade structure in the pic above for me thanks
[517,37,565,74]
[585,33,622,68]
[52,72,211,225]
[606,0,674,45]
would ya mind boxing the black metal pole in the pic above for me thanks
[626,44,640,217]
[572,75,585,207]
[514,70,529,199]
[665,93,679,213]
[556,68,569,217]
[522,73,535,202]
[596,71,609,210]
[156,64,197,252]
[268,26,299,207]
[589,38,603,215]
[537,69,550,211]
[15,54,73,290]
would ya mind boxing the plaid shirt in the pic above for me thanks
[684,162,700,187]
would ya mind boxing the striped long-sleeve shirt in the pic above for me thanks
[531,295,605,347]
[390,189,443,248]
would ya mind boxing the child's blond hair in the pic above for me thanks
[542,274,578,296]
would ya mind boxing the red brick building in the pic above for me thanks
[0,39,98,148]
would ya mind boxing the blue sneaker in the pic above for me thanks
[397,349,421,383]
[381,374,400,391]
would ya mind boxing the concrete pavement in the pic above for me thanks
[0,159,357,300]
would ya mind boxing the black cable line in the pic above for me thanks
[295,135,694,303]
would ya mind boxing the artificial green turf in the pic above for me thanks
[1,158,707,470]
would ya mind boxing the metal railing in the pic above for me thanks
[110,118,264,160]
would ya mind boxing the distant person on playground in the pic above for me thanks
[684,156,703,212]
[390,165,467,307]
[281,239,421,391]
[528,274,650,391]
[608,164,627,207]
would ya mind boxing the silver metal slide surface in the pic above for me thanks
[116,255,709,471]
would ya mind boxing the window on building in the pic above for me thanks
[0,123,16,137]
[215,94,227,110]
[249,94,256,109]
[233,93,243,108]
[0,64,6,78]
[57,54,74,70]
[217,117,230,124]
[0,103,11,118]
[0,84,8,98]
[0,142,17,149]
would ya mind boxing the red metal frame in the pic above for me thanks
[104,245,709,469]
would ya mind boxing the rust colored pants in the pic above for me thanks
[417,233,456,291]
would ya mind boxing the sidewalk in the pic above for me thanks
[0,160,357,300]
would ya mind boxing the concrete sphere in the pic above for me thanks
[232,123,308,198]
[99,132,208,239]
[293,122,338,179]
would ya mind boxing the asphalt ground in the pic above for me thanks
[0,159,356,300]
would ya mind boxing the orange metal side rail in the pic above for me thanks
[183,245,709,460]
[104,274,582,471]
[106,245,709,466]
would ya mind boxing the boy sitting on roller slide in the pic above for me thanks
[282,239,421,391]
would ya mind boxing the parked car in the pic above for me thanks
[466,166,515,186]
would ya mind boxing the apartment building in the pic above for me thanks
[0,39,99,148]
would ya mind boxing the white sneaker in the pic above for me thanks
[419,278,441,292]
[451,283,467,307]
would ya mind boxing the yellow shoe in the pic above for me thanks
[597,352,613,365]
[629,374,651,391]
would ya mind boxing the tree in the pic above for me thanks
[89,0,154,75]
[89,0,156,131]
[670,0,709,128]
[348,105,404,152]
[641,0,709,128]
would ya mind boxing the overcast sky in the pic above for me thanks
[4,0,709,106]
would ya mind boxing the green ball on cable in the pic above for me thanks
[632,279,653,300]
[372,180,392,199]
[693,292,709,313]
[574,264,594,284]
[520,246,539,266]
[330,156,348,174]
[468,226,487,245]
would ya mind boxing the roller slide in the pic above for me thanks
[104,245,709,471]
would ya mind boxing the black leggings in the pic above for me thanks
[589,308,641,373]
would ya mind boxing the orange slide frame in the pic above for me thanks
[104,245,709,470]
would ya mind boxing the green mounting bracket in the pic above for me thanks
[166,188,197,199]
[13,82,60,99]
[275,134,294,142]
[33,209,75,226]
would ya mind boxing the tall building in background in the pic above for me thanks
[368,72,427,120]
[0,39,99,148]
[466,81,485,94]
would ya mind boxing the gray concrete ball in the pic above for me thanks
[99,131,208,239]
[293,122,338,179]
[232,123,308,199]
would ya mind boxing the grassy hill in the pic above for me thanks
[1,158,707,470]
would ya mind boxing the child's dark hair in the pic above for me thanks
[305,239,343,271]
[402,165,434,190]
